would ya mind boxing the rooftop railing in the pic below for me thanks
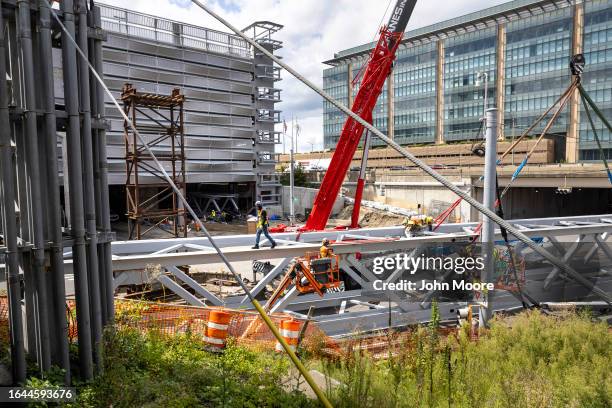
[99,3,252,59]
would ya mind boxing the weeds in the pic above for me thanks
[325,309,611,408]
[4,309,610,407]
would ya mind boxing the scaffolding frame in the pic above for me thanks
[122,83,187,239]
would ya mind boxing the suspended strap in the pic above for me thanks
[500,81,578,198]
[498,78,579,162]
[578,86,612,186]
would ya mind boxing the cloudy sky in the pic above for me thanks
[101,0,508,152]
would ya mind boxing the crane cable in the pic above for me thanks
[45,4,332,407]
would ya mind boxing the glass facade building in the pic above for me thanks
[394,42,437,144]
[580,0,612,160]
[322,0,612,163]
[444,28,497,141]
[504,7,573,136]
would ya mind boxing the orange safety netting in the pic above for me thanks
[0,297,472,360]
[0,297,337,353]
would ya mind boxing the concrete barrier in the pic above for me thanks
[282,186,345,218]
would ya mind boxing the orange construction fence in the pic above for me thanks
[0,297,465,359]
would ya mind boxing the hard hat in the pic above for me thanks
[322,238,330,246]
[255,200,262,207]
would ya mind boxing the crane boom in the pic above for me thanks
[304,0,417,230]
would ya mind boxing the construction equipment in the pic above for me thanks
[264,253,343,311]
[305,0,418,231]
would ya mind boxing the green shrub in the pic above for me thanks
[16,327,314,407]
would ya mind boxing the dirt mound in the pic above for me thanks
[336,205,355,219]
[359,209,405,227]
[334,205,405,227]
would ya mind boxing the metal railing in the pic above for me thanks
[99,3,252,59]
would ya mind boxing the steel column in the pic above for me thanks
[17,0,52,371]
[0,1,26,384]
[37,0,71,382]
[60,0,94,380]
[480,108,498,327]
[75,0,102,373]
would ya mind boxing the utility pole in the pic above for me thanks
[282,119,286,155]
[477,71,489,134]
[289,116,295,224]
[480,107,497,328]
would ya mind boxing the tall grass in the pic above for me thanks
[323,309,611,408]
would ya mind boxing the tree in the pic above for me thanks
[279,163,308,187]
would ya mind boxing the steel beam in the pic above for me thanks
[166,266,223,306]
[237,257,291,305]
[156,275,207,307]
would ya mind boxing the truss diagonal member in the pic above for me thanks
[189,0,612,306]
[385,246,423,283]
[543,235,586,290]
[584,233,608,263]
[156,275,207,307]
[338,259,365,286]
[594,234,612,263]
[345,255,412,311]
[152,243,185,255]
[546,235,567,256]
[270,286,299,313]
[113,272,130,290]
[166,265,223,306]
[182,244,214,251]
[419,268,455,309]
[239,257,292,305]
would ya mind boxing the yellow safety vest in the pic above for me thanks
[257,209,268,228]
[320,245,331,258]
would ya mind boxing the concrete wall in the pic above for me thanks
[348,179,473,223]
[281,186,345,218]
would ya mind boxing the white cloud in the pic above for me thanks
[100,0,508,152]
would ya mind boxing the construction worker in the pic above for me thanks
[320,238,332,258]
[252,201,276,249]
[404,215,434,237]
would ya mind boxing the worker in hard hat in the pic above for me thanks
[404,215,434,237]
[320,238,333,258]
[252,201,276,249]
[424,215,433,231]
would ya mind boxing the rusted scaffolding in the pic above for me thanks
[122,83,187,239]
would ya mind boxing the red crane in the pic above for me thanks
[304,0,418,230]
